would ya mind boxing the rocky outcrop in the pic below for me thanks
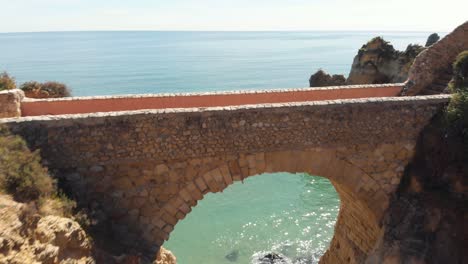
[155,247,176,264]
[309,70,346,87]
[403,21,468,96]
[347,37,425,85]
[425,33,440,47]
[309,36,430,87]
[365,112,468,264]
[0,194,176,264]
[0,194,93,264]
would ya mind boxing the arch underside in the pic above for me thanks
[62,142,415,263]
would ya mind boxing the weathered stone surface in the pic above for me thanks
[347,37,425,85]
[0,89,24,118]
[404,21,468,95]
[0,195,94,264]
[154,247,176,264]
[365,112,468,264]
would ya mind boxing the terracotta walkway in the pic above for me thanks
[21,84,403,116]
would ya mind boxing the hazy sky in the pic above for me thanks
[1,0,466,32]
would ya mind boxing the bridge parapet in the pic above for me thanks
[0,89,24,118]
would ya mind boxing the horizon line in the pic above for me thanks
[0,29,447,34]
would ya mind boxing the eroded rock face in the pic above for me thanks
[403,21,468,95]
[347,37,425,85]
[309,35,432,87]
[0,195,94,264]
[0,195,171,264]
[155,247,176,264]
[309,69,346,87]
[365,114,468,264]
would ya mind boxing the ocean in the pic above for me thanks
[0,31,435,264]
[0,31,433,96]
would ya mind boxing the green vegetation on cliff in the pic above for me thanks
[0,72,16,91]
[21,81,71,98]
[0,126,74,216]
[0,71,71,98]
[447,51,468,153]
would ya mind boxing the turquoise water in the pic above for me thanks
[165,173,339,264]
[0,31,435,263]
[0,31,434,96]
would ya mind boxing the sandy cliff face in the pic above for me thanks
[346,37,425,85]
[0,194,94,264]
[0,195,177,264]
[155,247,176,264]
[309,35,431,87]
[403,21,468,95]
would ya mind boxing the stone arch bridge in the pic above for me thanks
[1,84,450,263]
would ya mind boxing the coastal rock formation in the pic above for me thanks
[309,36,431,87]
[425,33,440,47]
[347,37,425,85]
[365,112,468,264]
[155,247,176,264]
[403,21,468,95]
[0,194,176,264]
[309,69,346,87]
[0,194,94,264]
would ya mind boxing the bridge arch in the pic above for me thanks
[147,146,405,264]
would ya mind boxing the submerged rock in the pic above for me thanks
[258,253,288,264]
[225,249,239,262]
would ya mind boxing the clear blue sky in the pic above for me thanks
[1,0,466,32]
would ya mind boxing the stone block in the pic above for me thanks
[0,89,23,118]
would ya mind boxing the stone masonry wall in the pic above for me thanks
[0,89,24,118]
[1,95,450,263]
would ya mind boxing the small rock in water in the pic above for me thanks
[293,256,313,264]
[225,250,239,262]
[258,253,288,264]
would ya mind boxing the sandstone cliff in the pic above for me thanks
[0,194,177,264]
[309,35,431,87]
[0,194,93,264]
[403,21,468,95]
[155,247,177,264]
[347,38,425,84]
